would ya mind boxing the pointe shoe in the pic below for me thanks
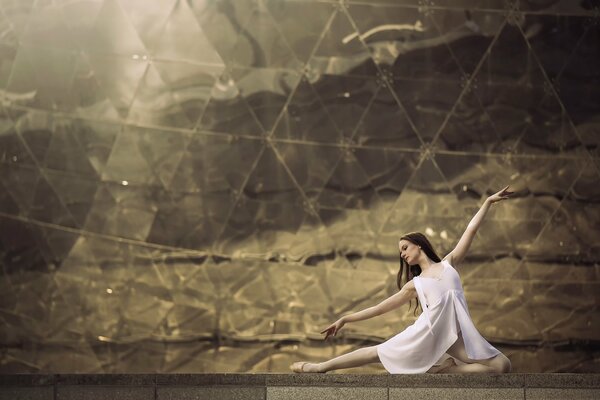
[290,362,308,373]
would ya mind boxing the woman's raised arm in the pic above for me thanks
[447,185,515,265]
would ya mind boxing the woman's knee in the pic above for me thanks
[365,345,381,363]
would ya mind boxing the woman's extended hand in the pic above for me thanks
[487,185,515,204]
[320,318,346,340]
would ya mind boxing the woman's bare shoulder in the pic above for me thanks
[442,253,456,266]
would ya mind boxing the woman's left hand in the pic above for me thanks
[487,185,515,204]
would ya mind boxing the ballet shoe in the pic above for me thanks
[427,357,456,374]
[290,361,308,373]
[436,357,457,373]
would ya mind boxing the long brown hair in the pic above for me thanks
[396,232,442,316]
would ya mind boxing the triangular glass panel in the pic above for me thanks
[310,73,379,136]
[230,67,301,134]
[187,0,256,65]
[18,46,79,111]
[524,162,597,265]
[475,22,547,88]
[572,158,600,204]
[0,182,19,216]
[84,52,148,118]
[272,73,343,143]
[514,93,588,158]
[117,0,176,53]
[68,53,121,121]
[101,126,161,186]
[44,170,99,229]
[0,124,36,166]
[147,190,236,250]
[55,235,106,279]
[308,7,379,77]
[472,23,551,142]
[152,0,224,66]
[213,145,325,256]
[228,3,302,70]
[263,0,335,64]
[522,155,589,205]
[404,156,465,219]
[430,9,504,76]
[83,0,147,56]
[315,146,384,210]
[19,5,78,50]
[437,87,503,153]
[170,134,263,198]
[84,181,159,241]
[195,69,265,136]
[272,141,342,201]
[0,163,39,213]
[353,148,420,232]
[553,21,600,125]
[61,119,120,178]
[43,118,100,177]
[284,210,337,264]
[128,63,195,129]
[81,183,116,235]
[527,14,588,82]
[431,153,490,198]
[218,200,334,263]
[575,120,600,160]
[151,61,225,129]
[5,45,38,101]
[388,76,463,143]
[352,83,421,148]
[29,170,79,229]
[0,218,49,276]
[314,208,376,256]
[143,126,190,190]
[240,144,303,205]
[14,110,53,165]
[103,125,188,189]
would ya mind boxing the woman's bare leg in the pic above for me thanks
[444,331,512,374]
[315,345,381,373]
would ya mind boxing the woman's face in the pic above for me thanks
[399,239,420,265]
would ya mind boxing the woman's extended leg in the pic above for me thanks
[443,331,511,374]
[292,345,381,373]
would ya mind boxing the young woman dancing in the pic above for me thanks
[291,185,515,374]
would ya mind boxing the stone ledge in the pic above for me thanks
[1,374,598,400]
[0,373,598,387]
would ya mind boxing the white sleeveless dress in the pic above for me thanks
[376,259,501,374]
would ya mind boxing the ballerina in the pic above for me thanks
[291,185,515,374]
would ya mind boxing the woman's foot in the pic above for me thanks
[427,357,457,374]
[290,362,323,373]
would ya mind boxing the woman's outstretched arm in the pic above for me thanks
[447,185,515,265]
[321,281,416,339]
[341,281,416,323]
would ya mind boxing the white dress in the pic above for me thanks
[376,259,501,374]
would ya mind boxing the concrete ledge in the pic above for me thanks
[0,374,598,400]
